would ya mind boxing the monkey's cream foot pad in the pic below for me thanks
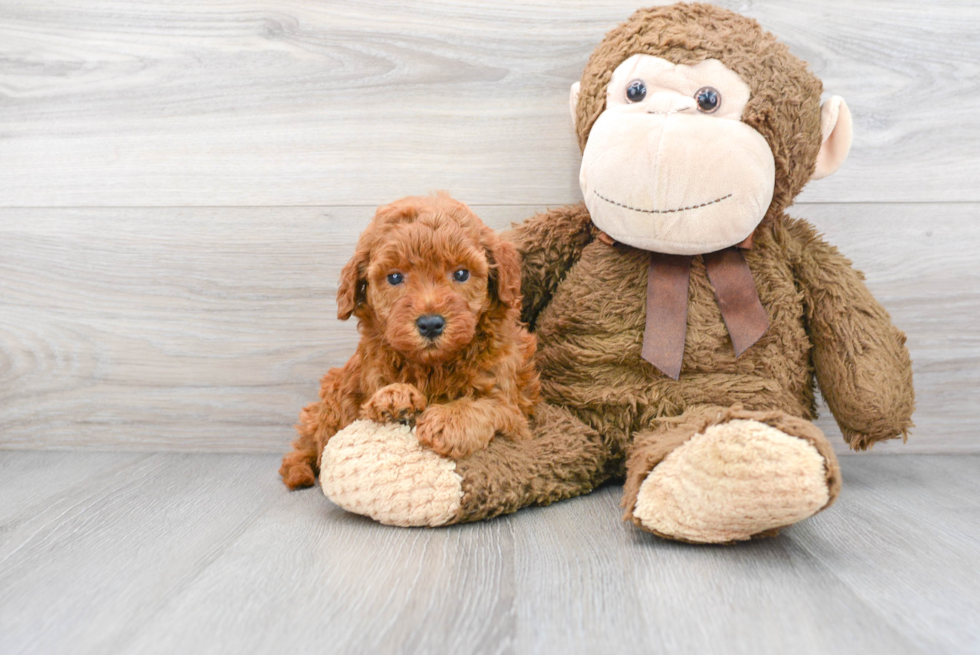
[634,420,831,543]
[321,420,463,527]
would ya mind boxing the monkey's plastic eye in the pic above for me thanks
[387,272,404,286]
[626,80,647,103]
[453,269,470,283]
[695,87,721,113]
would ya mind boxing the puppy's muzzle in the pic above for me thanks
[416,314,446,340]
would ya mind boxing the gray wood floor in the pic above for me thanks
[1,451,977,655]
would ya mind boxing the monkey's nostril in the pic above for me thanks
[416,314,446,339]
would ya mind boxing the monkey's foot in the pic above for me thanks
[632,419,833,543]
[321,420,463,527]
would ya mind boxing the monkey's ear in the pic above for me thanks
[336,247,369,321]
[569,82,581,129]
[812,96,853,180]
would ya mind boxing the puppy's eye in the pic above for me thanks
[626,80,647,103]
[386,272,404,286]
[695,87,721,113]
[452,269,470,283]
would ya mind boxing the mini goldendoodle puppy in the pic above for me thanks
[279,194,540,489]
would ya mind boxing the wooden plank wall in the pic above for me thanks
[1,1,977,454]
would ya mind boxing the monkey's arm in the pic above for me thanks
[501,202,596,329]
[786,218,915,450]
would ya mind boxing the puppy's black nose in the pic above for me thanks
[416,314,446,339]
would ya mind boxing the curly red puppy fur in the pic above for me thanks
[279,195,541,490]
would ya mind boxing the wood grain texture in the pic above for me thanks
[0,453,283,655]
[1,451,977,654]
[2,203,976,454]
[0,0,977,207]
[1,4,976,651]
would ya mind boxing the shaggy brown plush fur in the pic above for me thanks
[279,195,540,489]
[440,4,914,536]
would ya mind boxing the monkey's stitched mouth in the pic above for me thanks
[594,190,733,214]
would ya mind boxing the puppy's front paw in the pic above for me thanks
[416,405,494,460]
[361,383,427,425]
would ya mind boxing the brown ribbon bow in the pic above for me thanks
[598,231,769,380]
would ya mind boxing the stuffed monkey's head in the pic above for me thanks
[572,3,853,255]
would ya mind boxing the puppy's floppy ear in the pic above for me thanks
[337,245,369,320]
[484,228,523,310]
[337,200,417,321]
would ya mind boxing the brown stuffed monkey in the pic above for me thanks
[319,3,915,543]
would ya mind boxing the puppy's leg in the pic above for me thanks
[361,383,427,425]
[416,398,528,460]
[279,402,324,490]
[280,364,358,489]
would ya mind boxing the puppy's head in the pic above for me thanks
[337,194,521,364]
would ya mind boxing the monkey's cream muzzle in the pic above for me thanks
[579,103,775,256]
